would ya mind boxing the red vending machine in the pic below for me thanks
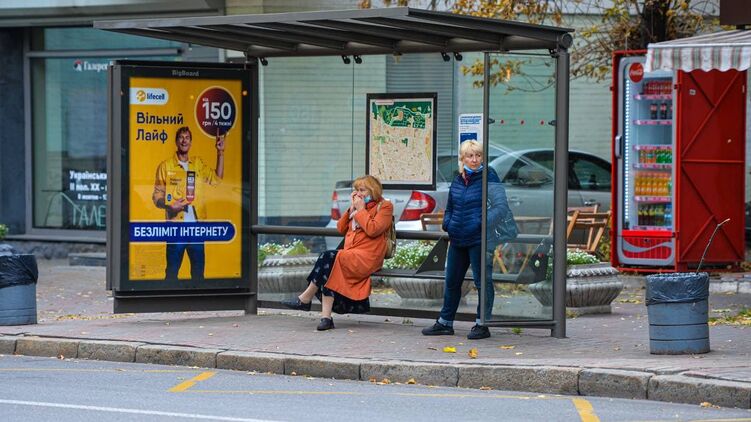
[611,50,746,271]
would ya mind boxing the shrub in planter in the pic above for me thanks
[257,240,318,299]
[382,241,471,306]
[528,249,623,315]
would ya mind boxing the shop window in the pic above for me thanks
[29,27,188,231]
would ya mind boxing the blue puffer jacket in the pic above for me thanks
[442,167,507,247]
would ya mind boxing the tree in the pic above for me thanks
[360,1,719,85]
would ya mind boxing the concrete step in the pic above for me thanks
[68,252,106,267]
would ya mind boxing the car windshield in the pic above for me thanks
[490,152,553,187]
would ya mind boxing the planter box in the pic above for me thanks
[257,254,318,301]
[528,262,623,316]
[387,276,472,307]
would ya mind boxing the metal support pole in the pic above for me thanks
[479,52,490,325]
[552,48,570,338]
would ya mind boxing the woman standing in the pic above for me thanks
[282,175,393,331]
[422,140,512,340]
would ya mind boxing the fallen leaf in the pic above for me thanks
[426,347,438,351]
[379,378,391,385]
[468,348,478,359]
[290,371,297,376]
[406,378,416,384]
[443,346,457,353]
[232,324,239,327]
[499,345,515,350]
[479,386,492,390]
[208,333,214,336]
[57,354,64,360]
[369,377,377,383]
[514,352,523,356]
[699,402,719,409]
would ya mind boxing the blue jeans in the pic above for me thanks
[438,243,494,326]
[165,242,205,280]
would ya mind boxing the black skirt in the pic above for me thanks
[307,249,370,315]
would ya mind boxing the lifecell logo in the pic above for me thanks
[130,88,169,105]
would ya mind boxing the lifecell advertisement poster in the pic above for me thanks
[127,75,244,282]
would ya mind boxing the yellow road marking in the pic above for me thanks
[572,398,600,422]
[168,371,216,393]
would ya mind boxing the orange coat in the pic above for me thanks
[324,199,393,301]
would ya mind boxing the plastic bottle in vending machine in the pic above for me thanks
[640,205,646,226]
[657,204,665,226]
[648,205,656,226]
[665,204,672,227]
[660,102,668,119]
[666,176,672,196]
[650,102,658,119]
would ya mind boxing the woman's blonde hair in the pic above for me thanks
[458,140,484,174]
[353,175,383,201]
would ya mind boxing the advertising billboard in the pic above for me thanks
[109,62,253,296]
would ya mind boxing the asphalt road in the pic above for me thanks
[0,356,749,422]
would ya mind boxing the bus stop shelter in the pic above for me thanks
[96,7,574,338]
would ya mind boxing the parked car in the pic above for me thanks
[324,147,611,248]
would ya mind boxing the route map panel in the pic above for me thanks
[366,93,436,189]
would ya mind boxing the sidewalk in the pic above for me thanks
[1,259,750,408]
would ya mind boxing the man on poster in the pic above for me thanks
[152,126,225,280]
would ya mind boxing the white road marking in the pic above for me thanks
[0,398,277,422]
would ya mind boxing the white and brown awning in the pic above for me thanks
[645,29,751,73]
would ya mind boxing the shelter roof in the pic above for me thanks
[94,7,573,58]
[646,29,751,72]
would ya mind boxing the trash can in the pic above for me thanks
[0,253,39,325]
[645,272,709,354]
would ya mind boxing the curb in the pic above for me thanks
[1,335,749,409]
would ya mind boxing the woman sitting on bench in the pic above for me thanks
[282,175,393,331]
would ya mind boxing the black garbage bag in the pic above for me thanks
[0,254,38,289]
[0,244,19,257]
[645,272,709,305]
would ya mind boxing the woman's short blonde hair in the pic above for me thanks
[458,140,484,174]
[353,175,383,201]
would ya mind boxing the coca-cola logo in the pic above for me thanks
[629,63,644,83]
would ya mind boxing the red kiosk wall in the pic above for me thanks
[675,69,746,269]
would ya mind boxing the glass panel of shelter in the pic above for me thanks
[483,52,557,323]
[255,52,558,321]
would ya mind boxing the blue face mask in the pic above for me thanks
[363,195,372,203]
[464,164,484,175]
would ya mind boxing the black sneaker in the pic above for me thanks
[467,325,491,340]
[421,321,454,336]
[280,297,311,312]
[317,317,335,331]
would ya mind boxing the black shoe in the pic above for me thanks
[281,297,311,312]
[421,321,454,336]
[317,317,335,331]
[467,324,491,340]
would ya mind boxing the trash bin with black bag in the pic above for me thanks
[646,272,709,354]
[644,218,729,355]
[0,246,38,325]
